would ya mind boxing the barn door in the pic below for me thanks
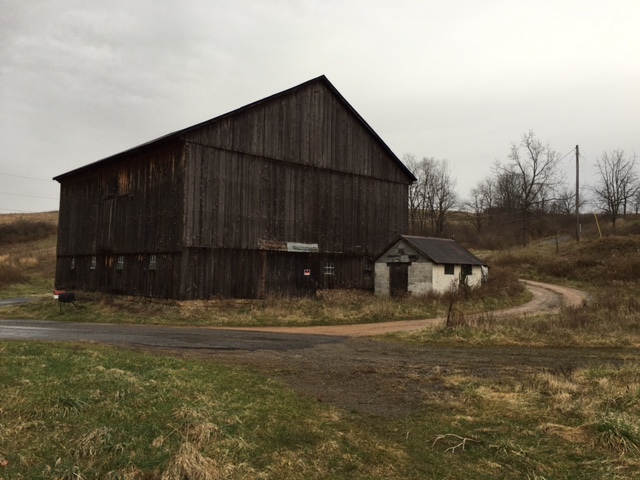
[98,197,115,250]
[389,263,409,297]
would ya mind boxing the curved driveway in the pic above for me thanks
[225,279,589,337]
[0,280,588,350]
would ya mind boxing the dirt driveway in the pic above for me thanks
[185,281,614,417]
[224,279,589,337]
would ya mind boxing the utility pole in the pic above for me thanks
[576,145,580,242]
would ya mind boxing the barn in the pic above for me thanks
[54,75,416,299]
[374,235,487,296]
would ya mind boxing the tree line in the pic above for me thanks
[405,130,639,247]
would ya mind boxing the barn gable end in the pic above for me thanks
[183,78,412,183]
[54,76,414,299]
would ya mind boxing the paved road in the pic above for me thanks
[0,280,588,350]
[0,298,33,307]
[0,319,344,352]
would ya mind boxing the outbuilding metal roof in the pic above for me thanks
[398,235,486,266]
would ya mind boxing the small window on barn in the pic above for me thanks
[444,264,454,275]
[116,256,124,270]
[462,265,473,276]
[90,256,96,270]
[107,176,119,196]
[363,258,373,272]
[324,261,335,275]
[149,254,157,270]
[70,258,75,270]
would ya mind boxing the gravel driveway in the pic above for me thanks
[179,280,610,417]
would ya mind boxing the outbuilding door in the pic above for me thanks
[389,263,409,296]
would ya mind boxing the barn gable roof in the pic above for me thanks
[378,235,486,266]
[54,75,416,183]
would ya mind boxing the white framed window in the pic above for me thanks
[444,264,454,275]
[116,256,124,270]
[149,254,157,270]
[90,256,96,270]
[324,261,335,275]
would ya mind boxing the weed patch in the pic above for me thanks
[592,413,640,455]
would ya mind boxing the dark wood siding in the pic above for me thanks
[176,248,371,299]
[182,145,407,255]
[184,81,410,184]
[55,253,181,298]
[55,141,186,297]
[55,77,412,299]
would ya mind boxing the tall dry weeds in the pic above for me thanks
[0,263,26,288]
[160,443,226,480]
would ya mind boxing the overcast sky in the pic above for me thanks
[1,0,639,213]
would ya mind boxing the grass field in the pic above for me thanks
[1,341,638,479]
[1,213,640,478]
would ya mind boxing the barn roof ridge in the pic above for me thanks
[54,75,416,182]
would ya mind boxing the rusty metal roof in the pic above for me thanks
[399,235,486,265]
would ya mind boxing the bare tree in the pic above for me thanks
[430,159,458,236]
[592,149,639,232]
[493,166,519,214]
[496,131,561,245]
[633,189,640,214]
[404,155,457,237]
[549,187,587,216]
[403,153,423,234]
[466,177,496,232]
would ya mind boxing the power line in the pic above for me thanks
[0,191,58,200]
[0,173,53,182]
[558,148,575,162]
[0,172,53,182]
[578,150,588,162]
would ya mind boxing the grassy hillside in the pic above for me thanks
[0,211,58,296]
[394,234,640,348]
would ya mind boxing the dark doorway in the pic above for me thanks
[389,263,409,297]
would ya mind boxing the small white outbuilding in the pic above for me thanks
[374,235,487,296]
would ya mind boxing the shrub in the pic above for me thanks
[476,266,526,299]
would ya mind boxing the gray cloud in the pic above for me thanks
[1,0,639,213]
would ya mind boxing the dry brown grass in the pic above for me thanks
[161,442,228,480]
[0,263,26,288]
[0,213,58,294]
[0,213,57,243]
[0,211,57,225]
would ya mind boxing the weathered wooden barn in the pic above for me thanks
[54,75,415,299]
[374,235,487,296]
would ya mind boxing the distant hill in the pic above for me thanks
[0,212,58,292]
